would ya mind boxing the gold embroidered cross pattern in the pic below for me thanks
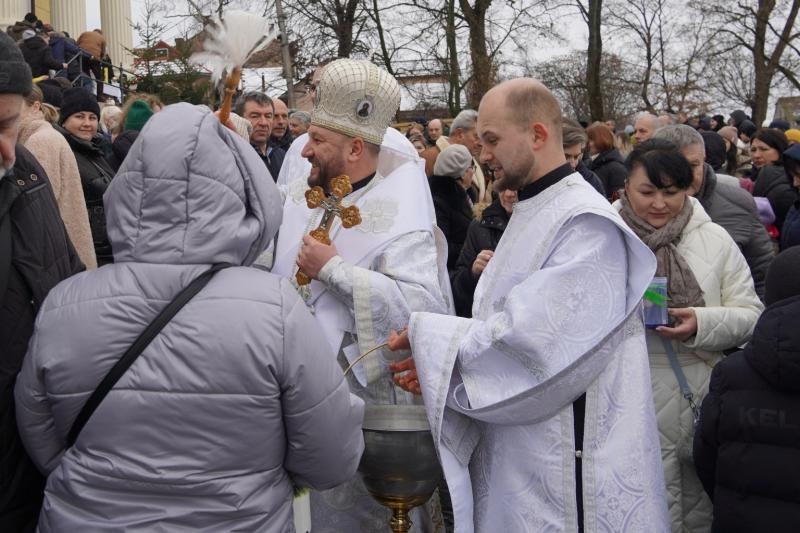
[296,175,362,286]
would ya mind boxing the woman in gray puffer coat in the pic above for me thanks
[14,103,365,532]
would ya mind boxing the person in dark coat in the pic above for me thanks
[429,144,475,273]
[586,122,627,200]
[562,120,606,197]
[45,32,87,80]
[694,246,800,533]
[107,129,138,172]
[700,131,728,173]
[19,30,63,78]
[450,187,517,318]
[57,88,116,265]
[710,115,725,132]
[6,12,38,42]
[655,125,776,299]
[750,128,794,231]
[780,144,800,250]
[0,32,84,533]
[729,109,749,129]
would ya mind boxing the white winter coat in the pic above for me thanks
[619,196,763,533]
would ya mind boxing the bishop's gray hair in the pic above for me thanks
[450,109,478,133]
[289,109,311,126]
[653,124,704,150]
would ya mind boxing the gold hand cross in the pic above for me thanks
[296,175,362,286]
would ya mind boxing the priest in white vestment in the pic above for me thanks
[391,79,670,533]
[270,58,451,532]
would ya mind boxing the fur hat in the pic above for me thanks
[0,32,32,95]
[311,58,401,145]
[434,144,472,178]
[765,246,800,306]
[123,99,154,132]
[59,88,100,124]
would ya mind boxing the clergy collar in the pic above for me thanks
[518,163,574,201]
[349,172,376,194]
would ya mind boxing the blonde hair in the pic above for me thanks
[40,103,59,124]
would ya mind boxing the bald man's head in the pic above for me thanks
[483,78,563,140]
[477,78,568,190]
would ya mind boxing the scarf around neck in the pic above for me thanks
[619,192,705,309]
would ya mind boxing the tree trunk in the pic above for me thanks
[446,0,461,115]
[460,0,493,109]
[586,0,604,121]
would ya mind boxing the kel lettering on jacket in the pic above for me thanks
[739,407,800,430]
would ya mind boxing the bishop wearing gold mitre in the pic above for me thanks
[270,58,452,532]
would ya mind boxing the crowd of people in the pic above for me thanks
[2,11,800,533]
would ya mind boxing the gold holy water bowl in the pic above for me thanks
[359,404,443,533]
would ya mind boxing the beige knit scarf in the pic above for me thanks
[619,192,705,309]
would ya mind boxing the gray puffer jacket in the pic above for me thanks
[14,104,365,532]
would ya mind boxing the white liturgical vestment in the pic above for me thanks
[409,173,670,533]
[271,134,452,532]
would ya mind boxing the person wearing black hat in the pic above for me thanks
[694,245,800,533]
[710,114,725,132]
[0,30,84,532]
[19,29,65,78]
[57,88,116,265]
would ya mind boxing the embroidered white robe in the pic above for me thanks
[409,174,670,533]
[271,151,452,532]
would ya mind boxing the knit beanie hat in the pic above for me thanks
[785,129,800,144]
[434,144,472,178]
[123,99,154,132]
[769,120,791,132]
[59,88,100,124]
[737,119,757,140]
[37,79,63,108]
[730,110,748,127]
[765,246,800,306]
[0,32,32,96]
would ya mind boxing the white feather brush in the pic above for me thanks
[190,10,277,124]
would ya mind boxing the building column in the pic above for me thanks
[0,0,29,35]
[100,0,132,72]
[51,0,86,39]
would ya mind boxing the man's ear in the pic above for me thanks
[531,122,549,148]
[348,137,365,161]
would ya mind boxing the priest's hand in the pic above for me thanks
[387,328,410,351]
[387,329,421,395]
[296,234,338,279]
[472,249,494,278]
[390,357,421,395]
[656,307,698,342]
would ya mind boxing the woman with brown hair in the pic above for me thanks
[586,122,628,200]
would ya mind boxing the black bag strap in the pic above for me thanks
[67,263,231,447]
